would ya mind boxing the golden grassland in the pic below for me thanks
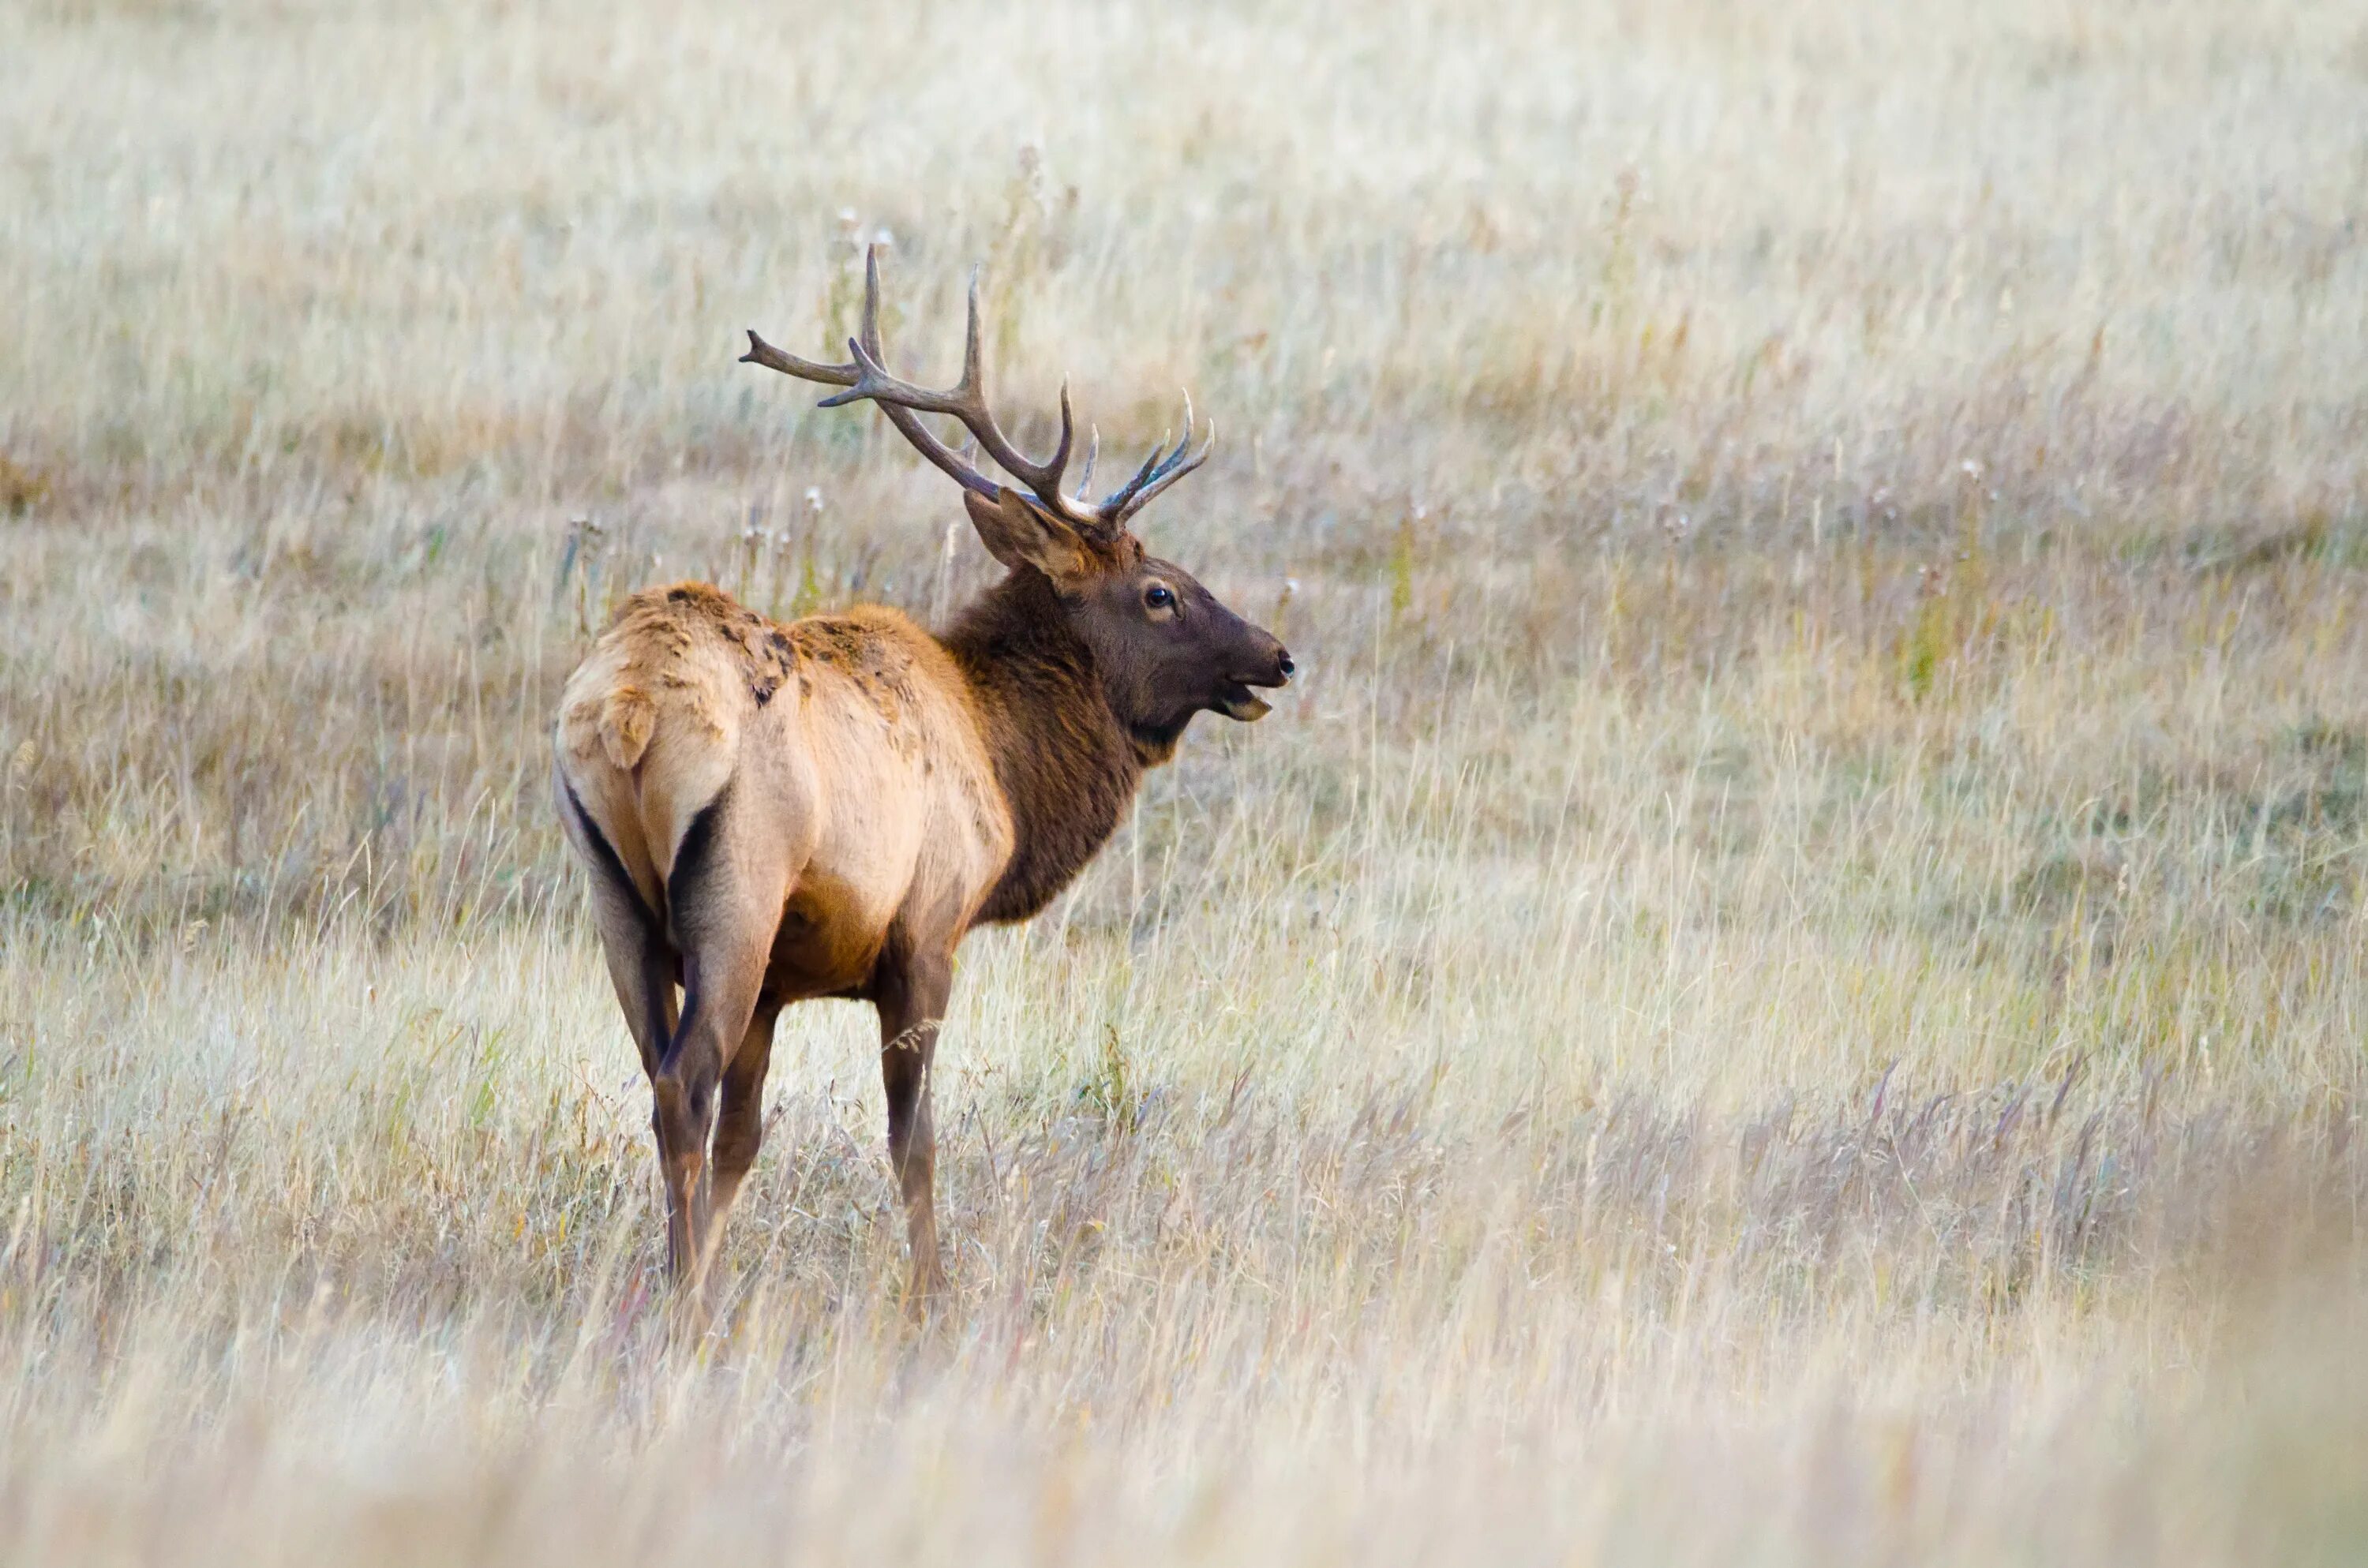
[2,0,2366,1560]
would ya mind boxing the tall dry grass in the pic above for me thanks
[2,0,2366,1561]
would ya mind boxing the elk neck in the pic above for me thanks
[939,567,1152,924]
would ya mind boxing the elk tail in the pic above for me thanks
[598,686,658,773]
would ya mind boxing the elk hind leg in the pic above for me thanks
[707,1001,781,1248]
[654,792,780,1285]
[558,776,677,1076]
[558,777,684,1274]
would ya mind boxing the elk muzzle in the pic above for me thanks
[1215,644,1294,722]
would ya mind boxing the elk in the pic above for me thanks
[552,249,1292,1303]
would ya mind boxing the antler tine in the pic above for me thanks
[1039,382,1078,502]
[1098,390,1213,522]
[739,329,859,387]
[1077,425,1099,503]
[966,372,1082,526]
[1111,420,1216,522]
[822,248,962,414]
[934,264,1085,527]
[1105,431,1169,507]
[961,266,986,397]
[865,244,887,356]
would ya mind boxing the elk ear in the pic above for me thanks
[962,489,1096,582]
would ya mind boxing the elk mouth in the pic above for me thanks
[1212,679,1275,723]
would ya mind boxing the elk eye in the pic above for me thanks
[1145,584,1175,611]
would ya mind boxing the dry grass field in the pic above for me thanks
[5,0,2367,1561]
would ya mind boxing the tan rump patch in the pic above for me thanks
[599,686,657,771]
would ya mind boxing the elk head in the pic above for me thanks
[741,249,1294,749]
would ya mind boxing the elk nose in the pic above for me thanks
[1276,651,1295,681]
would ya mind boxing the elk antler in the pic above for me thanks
[742,245,1213,537]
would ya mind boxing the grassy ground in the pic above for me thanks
[3,0,2366,1561]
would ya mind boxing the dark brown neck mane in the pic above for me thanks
[940,570,1156,924]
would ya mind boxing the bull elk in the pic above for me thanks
[552,249,1292,1302]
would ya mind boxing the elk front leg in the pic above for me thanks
[875,948,953,1307]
